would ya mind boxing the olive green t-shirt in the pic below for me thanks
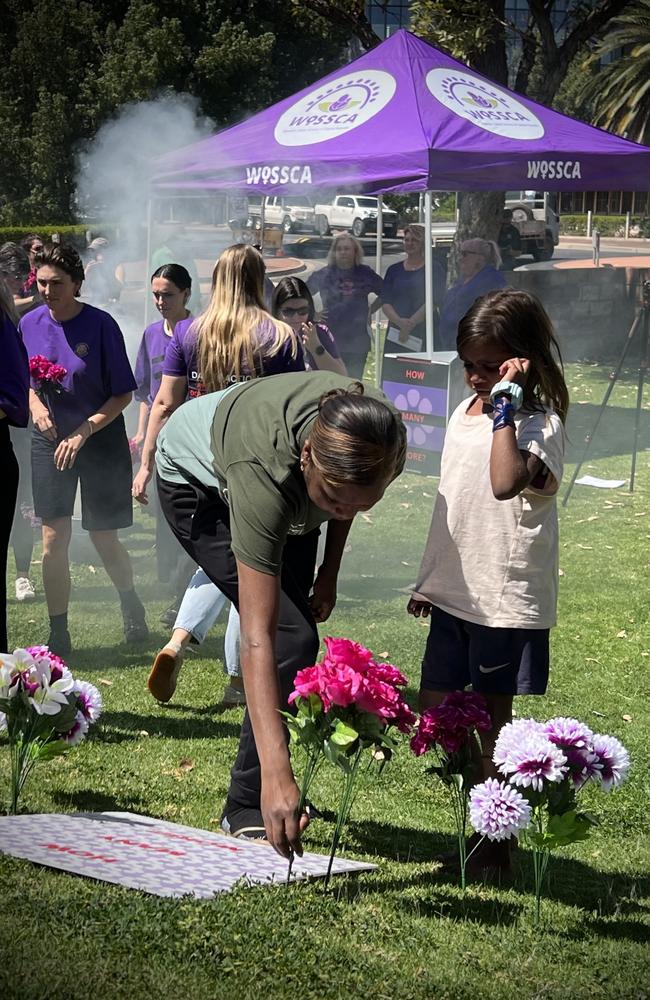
[156,371,398,576]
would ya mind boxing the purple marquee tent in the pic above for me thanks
[153,29,650,196]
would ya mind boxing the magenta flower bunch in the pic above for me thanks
[470,716,630,919]
[285,637,416,886]
[0,647,102,814]
[409,690,493,888]
[29,355,67,395]
[410,691,492,757]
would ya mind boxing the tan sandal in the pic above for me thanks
[147,643,183,703]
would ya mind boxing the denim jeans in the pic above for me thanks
[174,566,241,678]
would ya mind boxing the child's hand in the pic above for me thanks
[407,597,433,618]
[499,357,530,386]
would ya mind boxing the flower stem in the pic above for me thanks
[286,751,320,884]
[324,748,363,891]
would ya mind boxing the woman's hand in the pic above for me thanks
[54,423,91,470]
[398,317,415,343]
[499,357,530,386]
[300,321,321,356]
[132,464,152,505]
[31,401,57,441]
[261,768,310,859]
[310,570,337,622]
[407,597,433,618]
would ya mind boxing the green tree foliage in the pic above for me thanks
[0,0,348,224]
[581,0,650,144]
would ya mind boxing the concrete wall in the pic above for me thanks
[509,268,637,361]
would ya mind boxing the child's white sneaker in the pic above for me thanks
[15,577,35,602]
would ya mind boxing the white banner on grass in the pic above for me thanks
[0,811,375,897]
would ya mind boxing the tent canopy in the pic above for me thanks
[153,30,650,196]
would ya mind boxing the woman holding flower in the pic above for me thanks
[155,373,405,856]
[19,244,146,656]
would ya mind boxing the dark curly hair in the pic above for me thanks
[36,243,85,290]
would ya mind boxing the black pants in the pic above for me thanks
[9,426,33,575]
[1,424,19,651]
[157,474,320,810]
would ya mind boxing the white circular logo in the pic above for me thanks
[274,70,397,147]
[426,68,544,140]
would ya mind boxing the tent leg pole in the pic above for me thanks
[424,191,434,358]
[375,195,383,388]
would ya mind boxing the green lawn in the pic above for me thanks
[1,361,649,1000]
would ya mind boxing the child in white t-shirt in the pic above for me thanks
[408,288,568,871]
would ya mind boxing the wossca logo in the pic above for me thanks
[274,70,396,147]
[427,68,544,140]
[245,165,313,186]
[527,159,582,180]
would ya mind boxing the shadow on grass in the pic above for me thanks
[581,916,650,944]
[338,868,522,925]
[565,402,650,463]
[344,816,454,863]
[51,787,146,813]
[99,709,242,741]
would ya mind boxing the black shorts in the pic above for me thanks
[31,415,133,531]
[420,605,550,696]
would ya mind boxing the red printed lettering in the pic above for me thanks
[407,450,426,463]
[40,842,118,863]
[405,370,425,380]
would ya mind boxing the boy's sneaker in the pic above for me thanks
[221,804,267,841]
[47,628,72,658]
[158,604,178,627]
[15,577,35,602]
[122,595,149,645]
[222,678,246,706]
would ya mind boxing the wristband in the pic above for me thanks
[492,397,516,433]
[86,419,94,436]
[489,380,523,411]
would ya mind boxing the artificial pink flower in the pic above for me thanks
[323,637,374,673]
[367,661,408,688]
[319,662,363,709]
[288,665,324,706]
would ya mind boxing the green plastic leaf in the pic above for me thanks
[330,721,359,748]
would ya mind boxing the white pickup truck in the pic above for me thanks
[247,195,316,233]
[313,195,399,238]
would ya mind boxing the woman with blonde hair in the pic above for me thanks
[438,238,507,350]
[133,243,305,705]
[308,234,383,379]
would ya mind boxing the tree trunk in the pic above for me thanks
[448,191,505,283]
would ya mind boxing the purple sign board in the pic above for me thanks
[153,31,650,196]
[382,352,468,475]
[0,812,375,898]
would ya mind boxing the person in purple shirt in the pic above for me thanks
[272,276,346,376]
[19,244,147,656]
[133,263,194,604]
[307,234,383,380]
[133,244,305,706]
[0,277,29,650]
[381,224,446,358]
[438,239,508,351]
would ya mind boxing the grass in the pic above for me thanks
[1,361,650,1000]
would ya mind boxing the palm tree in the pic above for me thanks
[584,0,650,144]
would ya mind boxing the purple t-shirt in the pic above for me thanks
[1,314,29,428]
[163,316,305,397]
[20,303,137,437]
[134,319,174,406]
[307,264,383,354]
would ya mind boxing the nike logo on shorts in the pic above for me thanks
[478,662,510,674]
